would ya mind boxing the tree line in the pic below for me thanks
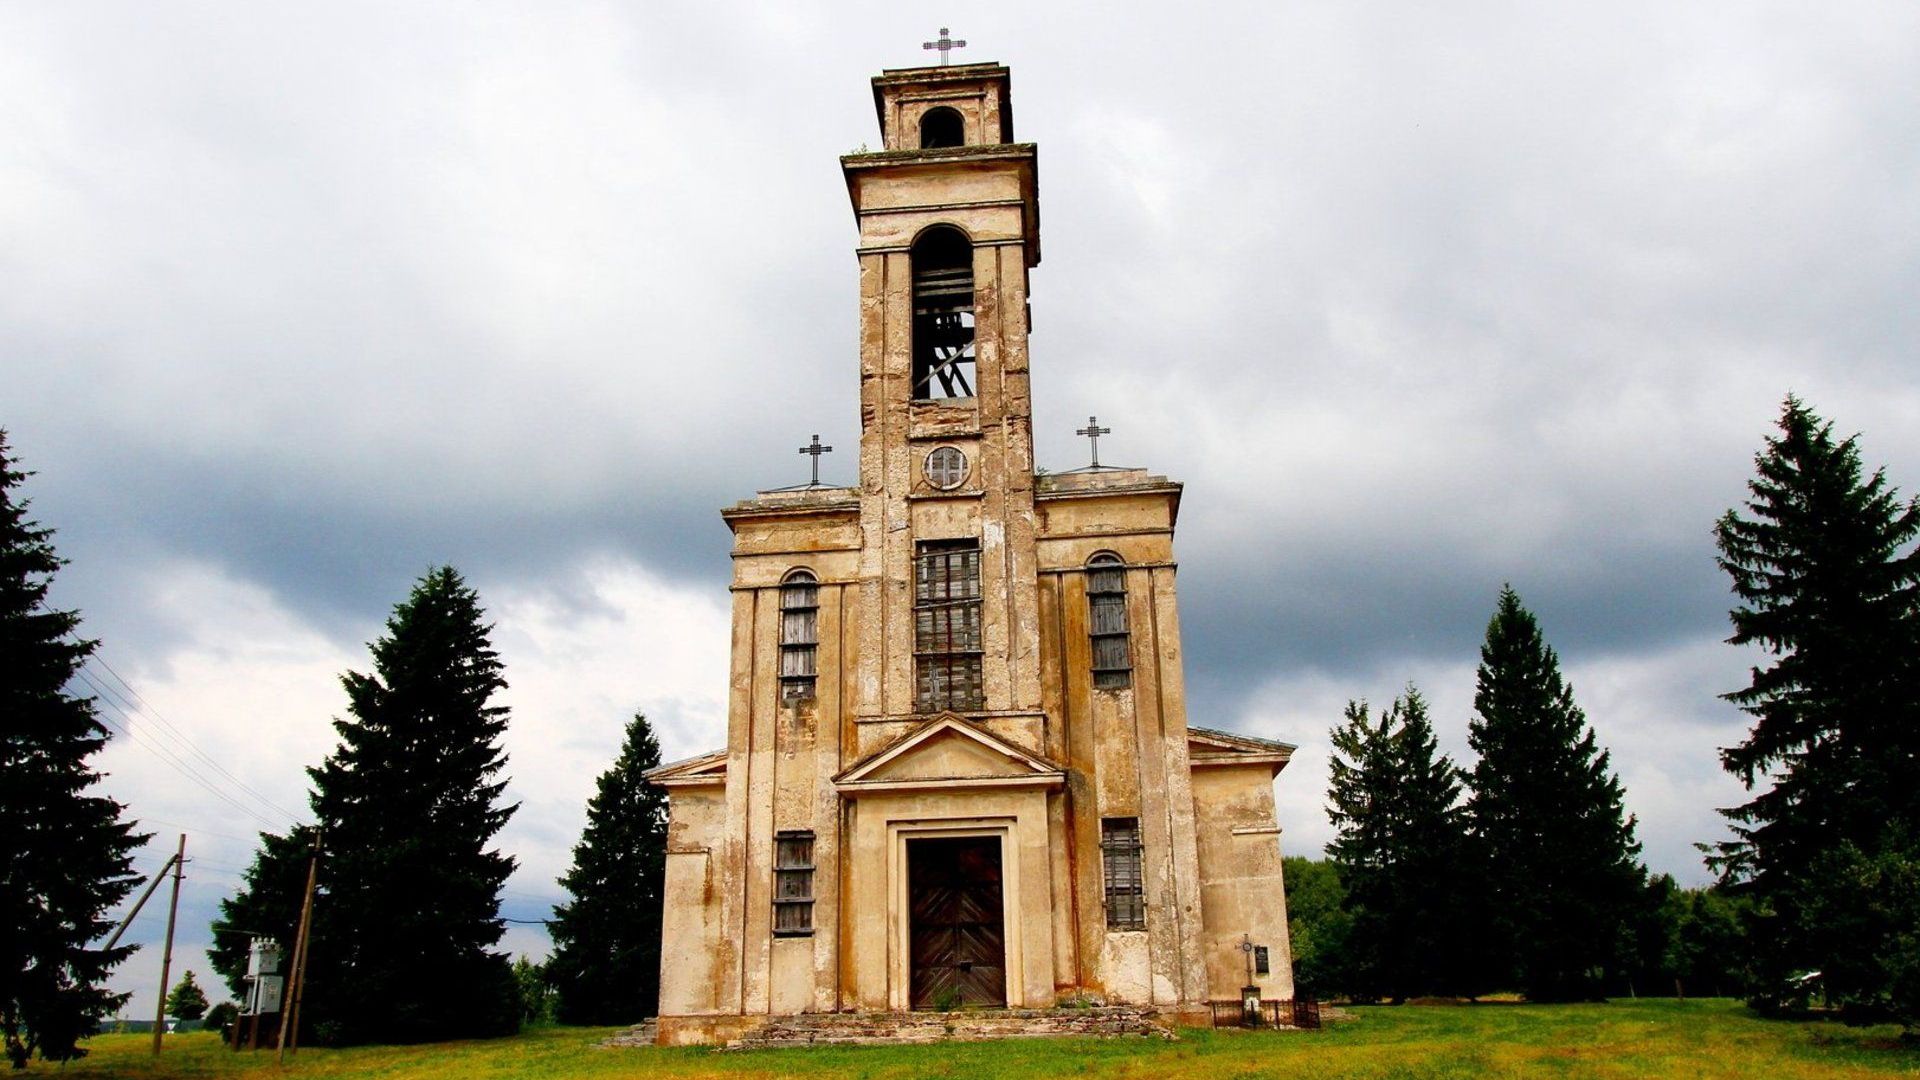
[1303,585,1647,1002]
[1,426,673,1061]
[1287,398,1919,1030]
[3,392,1916,1060]
[204,569,673,1043]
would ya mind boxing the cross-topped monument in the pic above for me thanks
[1076,416,1112,468]
[922,27,966,66]
[797,434,833,486]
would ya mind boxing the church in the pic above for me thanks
[644,56,1298,1045]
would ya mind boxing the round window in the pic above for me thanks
[924,446,969,490]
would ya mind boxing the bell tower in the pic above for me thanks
[842,63,1045,744]
[649,56,1299,1044]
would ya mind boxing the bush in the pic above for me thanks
[202,1001,239,1037]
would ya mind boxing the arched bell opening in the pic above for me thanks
[919,106,965,149]
[910,226,975,401]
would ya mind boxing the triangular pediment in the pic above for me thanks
[1187,725,1295,773]
[643,748,728,787]
[836,713,1065,793]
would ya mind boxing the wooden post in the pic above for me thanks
[277,830,321,1062]
[150,834,185,1056]
[102,857,175,953]
[286,831,323,1054]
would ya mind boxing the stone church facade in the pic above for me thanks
[646,60,1296,1045]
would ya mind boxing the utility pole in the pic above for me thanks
[151,834,185,1056]
[277,829,322,1062]
[102,852,179,953]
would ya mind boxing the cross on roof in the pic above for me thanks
[1076,416,1111,469]
[922,27,966,66]
[797,434,833,487]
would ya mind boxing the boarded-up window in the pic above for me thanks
[914,540,984,711]
[773,831,815,935]
[780,571,819,702]
[1087,553,1131,689]
[1101,817,1146,930]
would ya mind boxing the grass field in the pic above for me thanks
[32,999,1920,1079]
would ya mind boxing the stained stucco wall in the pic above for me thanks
[1033,480,1210,1011]
[1191,763,1296,1001]
[657,785,726,1020]
[841,786,1058,1011]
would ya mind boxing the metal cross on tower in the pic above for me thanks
[922,27,966,66]
[797,434,833,486]
[1076,416,1112,468]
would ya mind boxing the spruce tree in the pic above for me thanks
[165,971,208,1022]
[214,567,521,1045]
[1326,687,1474,1001]
[1713,397,1920,1021]
[207,826,314,1002]
[546,712,668,1025]
[1385,689,1478,998]
[0,432,145,1068]
[1466,586,1645,1001]
[1326,698,1392,1001]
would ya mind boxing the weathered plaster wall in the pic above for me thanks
[678,501,866,1026]
[657,785,727,1024]
[1191,763,1296,1001]
[873,64,1012,152]
[841,787,1057,1011]
[849,233,1040,741]
[1033,479,1210,1010]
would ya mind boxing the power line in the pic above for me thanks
[80,671,278,830]
[88,653,309,823]
[37,601,309,833]
[76,669,287,832]
[80,653,308,826]
[185,859,253,877]
[133,817,265,846]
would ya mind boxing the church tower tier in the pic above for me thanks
[843,62,1044,741]
[646,57,1299,1046]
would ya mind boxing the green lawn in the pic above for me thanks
[33,1000,1920,1079]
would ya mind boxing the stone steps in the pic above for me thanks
[603,1018,657,1047]
[725,1006,1173,1049]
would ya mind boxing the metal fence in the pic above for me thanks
[1205,998,1321,1030]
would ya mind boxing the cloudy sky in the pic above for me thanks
[6,2,1918,1013]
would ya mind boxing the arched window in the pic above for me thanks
[1087,552,1130,689]
[919,106,965,149]
[911,226,975,401]
[780,569,819,702]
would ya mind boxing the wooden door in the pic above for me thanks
[908,836,1007,1009]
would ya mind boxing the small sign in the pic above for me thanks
[1255,945,1270,976]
